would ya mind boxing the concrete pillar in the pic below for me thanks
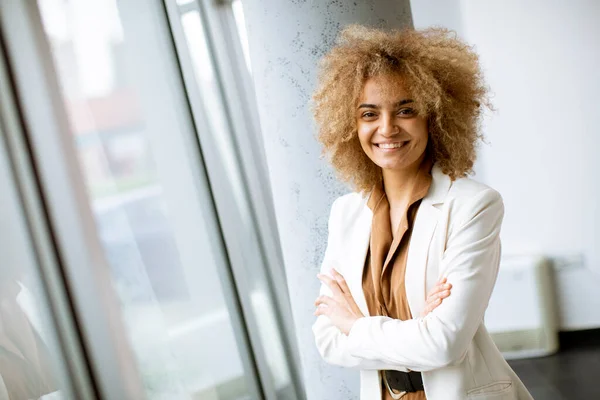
[242,2,413,398]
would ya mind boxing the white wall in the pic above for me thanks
[411,0,600,330]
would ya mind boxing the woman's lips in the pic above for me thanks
[374,141,408,152]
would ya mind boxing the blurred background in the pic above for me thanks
[0,0,597,399]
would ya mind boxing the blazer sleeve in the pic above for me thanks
[312,197,409,371]
[344,188,504,372]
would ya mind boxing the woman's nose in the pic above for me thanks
[378,115,398,136]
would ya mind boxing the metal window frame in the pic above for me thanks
[166,1,305,398]
[162,3,280,400]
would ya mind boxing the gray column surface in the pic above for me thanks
[242,1,413,399]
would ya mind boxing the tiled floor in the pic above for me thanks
[508,330,600,399]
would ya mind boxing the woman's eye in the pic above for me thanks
[362,112,376,118]
[398,108,415,116]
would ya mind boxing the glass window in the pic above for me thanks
[37,0,256,398]
[0,133,72,399]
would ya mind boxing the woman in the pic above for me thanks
[311,25,532,400]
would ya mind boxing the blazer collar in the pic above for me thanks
[426,163,452,206]
[365,163,452,209]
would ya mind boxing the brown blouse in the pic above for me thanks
[362,158,433,400]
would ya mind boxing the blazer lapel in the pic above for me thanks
[405,165,452,318]
[405,200,439,318]
[343,196,373,317]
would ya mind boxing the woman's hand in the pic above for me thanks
[420,277,452,318]
[314,269,364,335]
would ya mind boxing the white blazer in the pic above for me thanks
[312,164,533,400]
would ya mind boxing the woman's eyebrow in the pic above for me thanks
[395,99,414,107]
[357,103,379,109]
[357,99,414,109]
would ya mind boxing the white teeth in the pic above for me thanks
[377,142,403,149]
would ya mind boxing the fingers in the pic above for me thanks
[425,289,451,311]
[314,295,334,307]
[330,269,365,316]
[317,273,344,297]
[331,269,351,294]
[314,306,327,317]
[421,301,440,317]
[422,279,452,317]
[314,295,334,316]
[425,296,442,309]
[426,277,451,298]
[426,283,452,302]
[421,295,445,317]
[429,288,451,302]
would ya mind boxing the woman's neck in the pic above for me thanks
[381,156,425,207]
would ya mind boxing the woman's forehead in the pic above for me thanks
[360,74,411,104]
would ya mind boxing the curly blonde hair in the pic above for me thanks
[312,25,491,193]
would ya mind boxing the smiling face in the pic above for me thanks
[356,73,429,172]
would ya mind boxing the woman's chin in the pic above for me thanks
[374,152,426,172]
[377,161,408,171]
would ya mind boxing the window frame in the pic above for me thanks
[164,1,305,398]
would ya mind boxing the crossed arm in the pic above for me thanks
[315,270,452,334]
[312,269,452,371]
[312,189,503,372]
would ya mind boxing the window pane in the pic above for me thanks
[37,0,254,398]
[0,132,72,399]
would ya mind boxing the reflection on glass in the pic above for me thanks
[37,0,252,398]
[0,263,62,400]
[231,0,252,74]
[0,139,68,398]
